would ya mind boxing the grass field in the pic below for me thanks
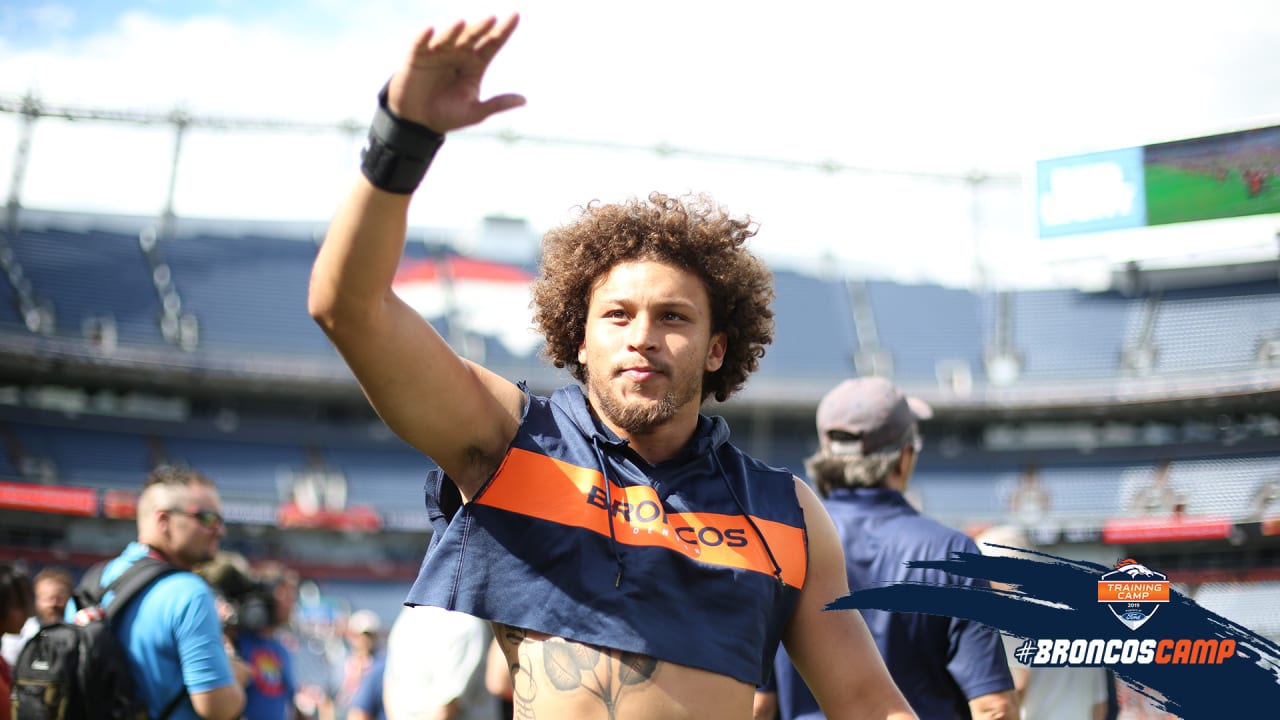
[1144,163,1280,225]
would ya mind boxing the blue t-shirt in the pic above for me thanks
[69,542,236,720]
[237,632,298,720]
[774,488,1013,720]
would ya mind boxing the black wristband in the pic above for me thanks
[359,82,445,194]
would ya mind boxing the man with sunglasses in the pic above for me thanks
[68,466,250,720]
[763,377,1017,720]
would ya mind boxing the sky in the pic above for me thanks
[1,0,1279,289]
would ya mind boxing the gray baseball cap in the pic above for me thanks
[816,376,933,455]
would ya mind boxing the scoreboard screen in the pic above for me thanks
[1037,123,1280,237]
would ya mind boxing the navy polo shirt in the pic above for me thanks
[774,487,1013,720]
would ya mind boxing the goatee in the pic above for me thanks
[587,366,701,435]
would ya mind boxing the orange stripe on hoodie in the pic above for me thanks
[473,447,807,588]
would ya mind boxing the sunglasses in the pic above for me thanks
[165,508,225,529]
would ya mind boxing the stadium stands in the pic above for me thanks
[863,279,987,382]
[1006,288,1139,380]
[1194,581,1280,642]
[0,209,1277,640]
[6,423,151,491]
[1002,464,1131,522]
[910,469,1012,525]
[160,232,338,357]
[1131,455,1280,521]
[0,242,27,330]
[322,446,435,531]
[1145,282,1280,373]
[162,434,306,499]
[760,270,861,378]
[6,227,167,345]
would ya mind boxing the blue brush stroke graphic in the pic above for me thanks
[827,549,1280,719]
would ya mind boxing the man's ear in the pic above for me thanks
[895,446,914,475]
[705,331,727,372]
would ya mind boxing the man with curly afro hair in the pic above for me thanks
[309,13,915,720]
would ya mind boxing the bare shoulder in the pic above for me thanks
[791,475,823,508]
[791,476,840,540]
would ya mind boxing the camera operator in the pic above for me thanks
[200,552,302,720]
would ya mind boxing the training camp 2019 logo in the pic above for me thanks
[1012,559,1235,669]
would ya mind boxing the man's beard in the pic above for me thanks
[178,542,219,570]
[587,364,702,435]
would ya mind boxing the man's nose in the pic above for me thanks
[626,314,657,351]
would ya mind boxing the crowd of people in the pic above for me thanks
[0,467,510,720]
[1,10,1142,720]
[0,385,1124,720]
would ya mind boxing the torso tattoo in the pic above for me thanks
[496,624,660,720]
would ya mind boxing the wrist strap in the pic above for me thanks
[360,82,445,194]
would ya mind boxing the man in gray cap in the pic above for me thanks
[764,377,1017,720]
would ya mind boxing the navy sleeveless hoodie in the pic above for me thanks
[405,384,807,686]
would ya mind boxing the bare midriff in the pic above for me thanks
[493,624,754,720]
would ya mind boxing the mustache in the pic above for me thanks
[612,361,670,376]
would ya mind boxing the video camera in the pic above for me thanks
[201,557,279,632]
[222,581,277,632]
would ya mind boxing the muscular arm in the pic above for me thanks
[783,479,917,720]
[310,183,521,493]
[308,15,526,496]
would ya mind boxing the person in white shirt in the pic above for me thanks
[382,606,497,720]
[977,525,1109,720]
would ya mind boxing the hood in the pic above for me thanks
[550,384,731,464]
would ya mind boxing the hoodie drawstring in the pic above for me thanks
[711,450,786,586]
[592,434,784,589]
[592,436,627,588]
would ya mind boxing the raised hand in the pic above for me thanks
[387,13,526,134]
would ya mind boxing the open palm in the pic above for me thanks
[387,14,526,134]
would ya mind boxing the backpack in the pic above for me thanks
[11,556,185,720]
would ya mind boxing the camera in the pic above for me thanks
[222,581,277,632]
[201,555,279,632]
